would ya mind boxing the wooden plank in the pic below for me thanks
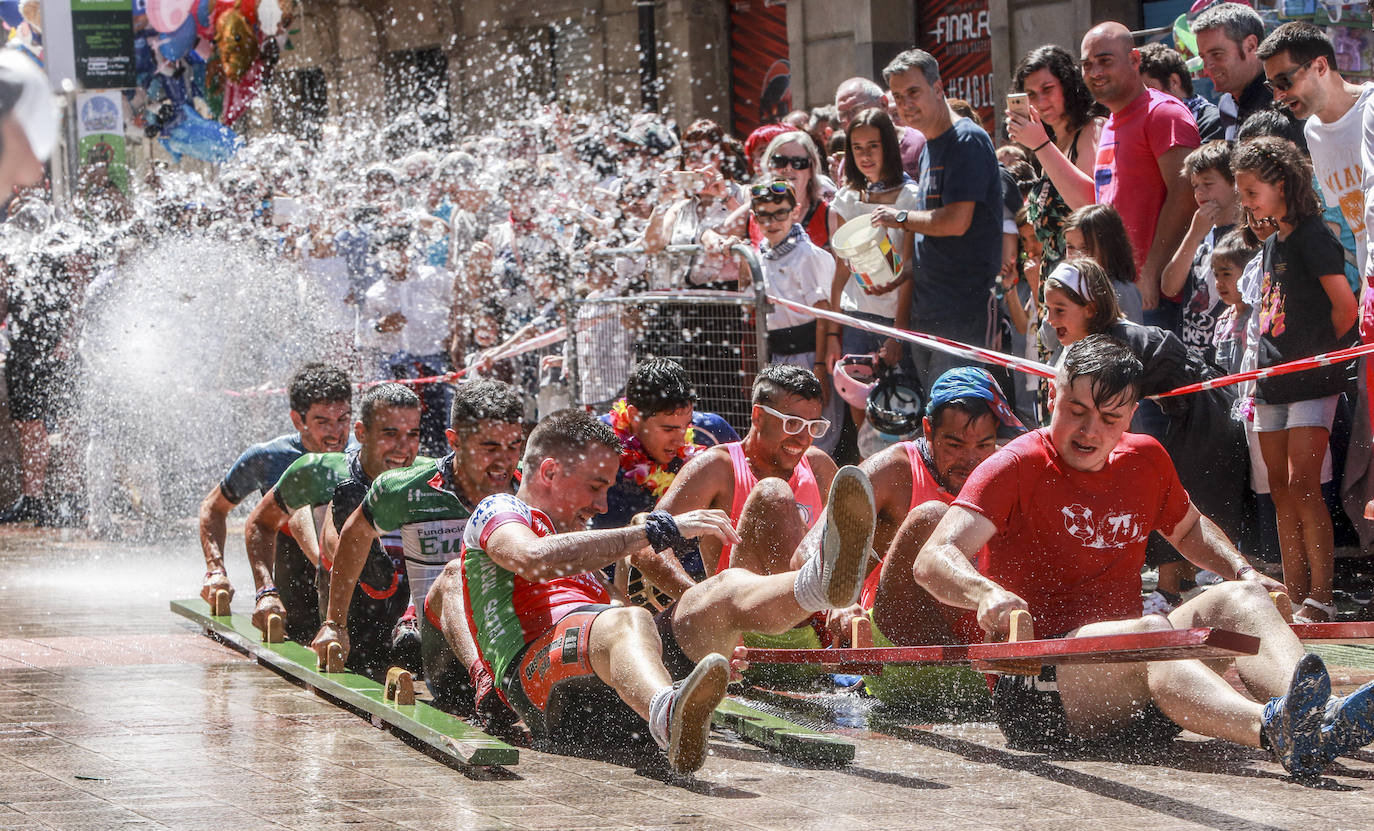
[170,599,518,767]
[1291,622,1374,645]
[711,697,854,765]
[740,627,1260,675]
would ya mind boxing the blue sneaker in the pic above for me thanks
[1261,653,1331,779]
[1322,679,1374,761]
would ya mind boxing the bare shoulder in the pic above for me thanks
[659,445,734,510]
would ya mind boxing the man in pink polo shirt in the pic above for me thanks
[1082,22,1200,318]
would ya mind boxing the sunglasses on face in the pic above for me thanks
[750,180,794,199]
[769,154,812,171]
[1266,59,1314,92]
[752,206,793,223]
[756,403,830,438]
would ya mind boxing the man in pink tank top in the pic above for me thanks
[658,365,838,578]
[856,368,1024,647]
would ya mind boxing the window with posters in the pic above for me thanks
[919,0,994,129]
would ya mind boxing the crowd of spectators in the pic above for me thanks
[3,4,1374,625]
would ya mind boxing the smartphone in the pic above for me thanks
[1007,92,1031,117]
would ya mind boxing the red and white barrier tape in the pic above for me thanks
[765,296,1058,379]
[222,326,566,398]
[1151,339,1374,399]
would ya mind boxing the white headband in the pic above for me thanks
[1048,261,1089,299]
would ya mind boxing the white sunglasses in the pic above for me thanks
[756,403,830,438]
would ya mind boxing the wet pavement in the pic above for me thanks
[1,525,1374,831]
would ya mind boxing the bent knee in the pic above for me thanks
[748,477,797,510]
[1206,578,1273,609]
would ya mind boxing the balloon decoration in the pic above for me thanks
[130,0,297,163]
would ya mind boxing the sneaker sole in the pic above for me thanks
[823,466,875,608]
[668,653,729,774]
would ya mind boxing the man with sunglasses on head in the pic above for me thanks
[656,364,838,580]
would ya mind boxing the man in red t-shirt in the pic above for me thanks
[1083,21,1200,314]
[913,335,1374,779]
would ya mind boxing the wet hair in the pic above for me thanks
[1192,3,1265,48]
[1182,140,1234,184]
[882,49,941,86]
[1232,136,1320,244]
[524,408,622,470]
[625,358,697,417]
[1236,109,1304,145]
[752,364,823,406]
[843,108,904,190]
[1013,45,1101,136]
[761,130,824,206]
[449,379,525,433]
[928,397,996,434]
[1044,257,1124,333]
[1138,43,1194,98]
[1211,227,1260,273]
[1059,334,1143,409]
[288,363,352,415]
[359,382,420,429]
[1064,204,1137,285]
[1257,21,1335,66]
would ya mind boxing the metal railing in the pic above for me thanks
[572,244,768,433]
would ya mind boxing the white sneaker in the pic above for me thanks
[667,653,729,774]
[820,466,875,608]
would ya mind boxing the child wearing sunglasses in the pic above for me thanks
[750,179,843,453]
[746,131,835,249]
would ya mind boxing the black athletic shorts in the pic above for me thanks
[654,602,696,681]
[992,663,1182,752]
[274,533,318,644]
[5,352,72,423]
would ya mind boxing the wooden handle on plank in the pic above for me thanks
[979,609,1040,676]
[325,641,344,673]
[851,614,873,649]
[211,589,230,617]
[385,667,415,705]
[261,613,284,643]
[1270,591,1294,623]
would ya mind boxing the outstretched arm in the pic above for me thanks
[244,489,292,630]
[1164,505,1283,591]
[913,506,1026,637]
[198,485,237,604]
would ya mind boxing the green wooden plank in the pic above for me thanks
[712,697,854,765]
[171,599,518,766]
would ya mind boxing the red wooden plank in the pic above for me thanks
[1291,622,1374,644]
[740,627,1260,675]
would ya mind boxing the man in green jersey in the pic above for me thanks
[313,380,525,716]
[244,384,417,662]
[439,409,874,774]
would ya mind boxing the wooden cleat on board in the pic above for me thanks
[385,667,416,705]
[976,609,1041,676]
[260,613,284,643]
[1270,591,1294,623]
[323,642,344,673]
[210,590,230,617]
[850,615,873,649]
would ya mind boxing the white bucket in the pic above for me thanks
[832,214,900,290]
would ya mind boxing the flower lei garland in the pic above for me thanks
[607,398,703,497]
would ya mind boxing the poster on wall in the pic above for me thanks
[77,89,128,192]
[919,0,994,130]
[729,0,790,140]
[71,0,135,89]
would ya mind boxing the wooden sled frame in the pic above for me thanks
[175,598,855,766]
[171,598,520,767]
[743,611,1261,676]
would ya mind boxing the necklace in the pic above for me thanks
[607,399,704,497]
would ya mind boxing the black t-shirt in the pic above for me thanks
[1256,214,1355,405]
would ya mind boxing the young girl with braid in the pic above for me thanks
[1233,136,1358,623]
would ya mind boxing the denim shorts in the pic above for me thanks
[1253,394,1340,433]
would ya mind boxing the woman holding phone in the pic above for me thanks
[1005,45,1105,271]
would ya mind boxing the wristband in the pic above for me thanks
[321,619,340,629]
[1032,139,1052,153]
[255,586,279,602]
[1234,565,1256,580]
[205,568,226,579]
[643,510,685,554]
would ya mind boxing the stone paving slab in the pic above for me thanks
[1,529,1373,829]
